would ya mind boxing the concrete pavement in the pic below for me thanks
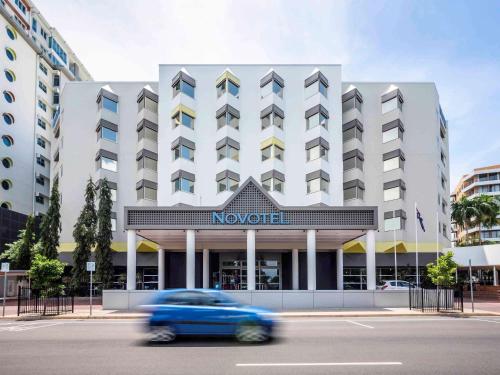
[1,316,500,374]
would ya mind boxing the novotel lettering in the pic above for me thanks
[211,211,289,225]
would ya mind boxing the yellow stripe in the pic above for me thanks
[58,241,159,253]
[215,70,240,87]
[343,241,445,253]
[260,136,285,150]
[171,104,196,118]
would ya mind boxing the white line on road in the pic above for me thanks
[346,320,374,329]
[0,321,63,332]
[472,318,500,324]
[236,362,402,367]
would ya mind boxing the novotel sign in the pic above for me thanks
[211,211,289,225]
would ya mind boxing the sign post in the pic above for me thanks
[1,262,10,317]
[468,259,474,313]
[87,262,95,317]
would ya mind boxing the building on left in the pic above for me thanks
[0,0,91,251]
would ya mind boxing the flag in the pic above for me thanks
[416,208,426,232]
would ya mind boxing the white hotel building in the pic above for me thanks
[54,64,451,301]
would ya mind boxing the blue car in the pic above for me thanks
[146,289,276,343]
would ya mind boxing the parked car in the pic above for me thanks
[145,289,276,343]
[378,280,414,290]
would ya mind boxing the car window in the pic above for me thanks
[390,282,397,286]
[165,291,214,306]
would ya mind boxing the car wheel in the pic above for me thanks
[149,325,176,343]
[236,322,269,343]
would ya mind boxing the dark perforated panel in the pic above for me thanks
[224,183,279,214]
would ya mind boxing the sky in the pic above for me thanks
[35,0,500,188]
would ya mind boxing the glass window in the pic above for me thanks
[39,63,48,75]
[261,146,271,161]
[5,47,16,61]
[181,112,194,129]
[35,196,44,205]
[3,91,14,103]
[6,25,17,40]
[382,97,402,114]
[137,187,157,201]
[306,112,328,130]
[307,178,329,194]
[37,137,46,149]
[384,187,403,201]
[110,188,117,202]
[342,126,362,142]
[100,157,117,172]
[307,145,328,161]
[2,158,13,168]
[262,178,284,193]
[173,80,195,98]
[36,156,45,167]
[342,97,362,113]
[138,97,158,114]
[137,157,157,171]
[382,127,400,143]
[384,217,405,231]
[111,218,117,232]
[101,127,117,143]
[383,157,402,172]
[38,81,47,93]
[173,178,194,193]
[218,177,239,193]
[228,80,239,97]
[2,135,14,147]
[344,186,364,200]
[272,81,283,98]
[102,97,118,113]
[217,145,239,162]
[319,81,327,97]
[261,81,273,98]
[138,127,158,142]
[343,157,363,171]
[217,112,239,129]
[173,145,195,161]
[4,69,16,82]
[38,100,47,112]
[3,113,14,125]
[261,144,283,161]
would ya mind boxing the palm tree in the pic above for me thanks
[472,195,500,243]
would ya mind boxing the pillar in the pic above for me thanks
[247,230,256,291]
[292,249,299,290]
[158,249,165,290]
[366,229,376,290]
[203,249,209,289]
[126,230,137,290]
[336,248,344,290]
[186,230,195,289]
[307,229,316,291]
[494,266,498,286]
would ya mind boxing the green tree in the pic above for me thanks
[28,254,66,293]
[95,179,114,288]
[0,215,36,269]
[39,179,61,259]
[473,195,499,244]
[71,178,97,288]
[426,251,458,287]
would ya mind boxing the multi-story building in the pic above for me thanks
[0,0,91,223]
[56,65,450,292]
[451,164,500,245]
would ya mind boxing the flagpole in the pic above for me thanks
[415,202,419,287]
[436,211,440,261]
[393,211,398,284]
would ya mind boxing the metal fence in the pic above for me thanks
[17,287,74,316]
[409,286,464,313]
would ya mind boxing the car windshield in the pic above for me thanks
[208,291,241,306]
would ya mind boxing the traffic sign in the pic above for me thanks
[86,262,95,272]
[1,263,9,272]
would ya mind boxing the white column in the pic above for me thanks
[366,229,376,290]
[307,229,316,291]
[336,248,344,290]
[186,230,196,289]
[203,249,209,289]
[247,230,256,291]
[494,266,498,286]
[292,249,299,290]
[158,249,165,290]
[126,230,137,291]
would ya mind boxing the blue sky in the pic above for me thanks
[36,0,500,188]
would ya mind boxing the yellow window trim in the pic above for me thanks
[260,136,285,150]
[216,70,241,87]
[171,104,196,119]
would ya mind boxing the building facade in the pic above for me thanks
[0,0,91,222]
[55,65,450,291]
[451,164,500,245]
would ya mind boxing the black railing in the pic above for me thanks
[17,287,74,316]
[409,286,463,313]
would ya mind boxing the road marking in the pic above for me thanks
[472,318,500,324]
[0,321,63,332]
[346,320,374,329]
[236,361,402,367]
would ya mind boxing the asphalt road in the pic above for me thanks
[1,316,500,375]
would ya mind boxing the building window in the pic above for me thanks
[2,135,14,147]
[172,111,194,129]
[261,144,284,162]
[307,177,329,194]
[39,63,48,75]
[40,28,48,41]
[383,151,405,172]
[6,25,17,40]
[137,186,157,201]
[38,100,47,112]
[306,144,328,162]
[2,158,13,168]
[172,178,194,193]
[53,74,60,87]
[1,179,12,191]
[382,94,403,114]
[111,218,117,232]
[38,81,48,93]
[306,108,328,130]
[262,177,284,193]
[4,69,16,82]
[382,127,400,143]
[173,144,195,161]
[384,217,404,231]
[5,47,16,61]
[344,185,364,200]
[217,79,239,98]
[35,175,45,186]
[36,156,45,167]
[382,120,404,144]
[138,126,158,142]
[3,91,15,103]
[49,37,67,64]
[138,96,158,114]
[261,79,283,98]
[35,196,45,205]
[100,127,117,143]
[37,137,46,149]
[15,0,27,14]
[343,152,364,171]
[384,187,404,201]
[2,113,14,125]
[217,176,239,193]
[137,156,157,171]
[99,157,117,172]
[109,188,117,202]
[173,79,195,98]
[261,106,284,130]
[217,144,239,162]
[305,73,329,99]
[342,93,362,113]
[53,92,59,105]
[216,107,239,130]
[1,201,12,210]
[101,97,118,113]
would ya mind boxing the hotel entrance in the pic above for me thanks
[218,253,281,290]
